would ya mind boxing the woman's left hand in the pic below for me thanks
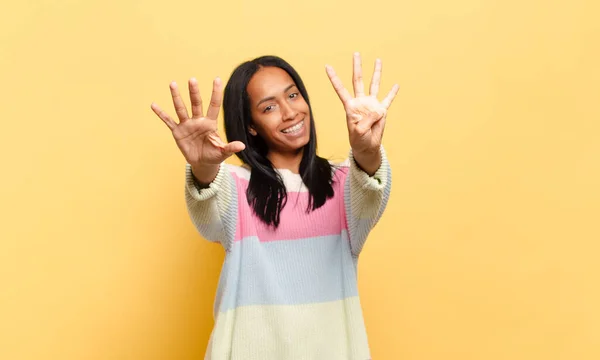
[326,53,399,166]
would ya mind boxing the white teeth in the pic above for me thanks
[282,120,304,134]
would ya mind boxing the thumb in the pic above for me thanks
[222,141,246,156]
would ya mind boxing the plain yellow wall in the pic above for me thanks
[1,0,599,359]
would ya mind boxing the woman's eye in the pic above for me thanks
[289,93,299,99]
[264,105,274,113]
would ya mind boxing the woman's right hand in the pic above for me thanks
[151,77,245,175]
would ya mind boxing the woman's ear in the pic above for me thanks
[248,125,257,136]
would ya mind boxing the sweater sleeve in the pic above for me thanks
[184,163,238,251]
[344,145,392,256]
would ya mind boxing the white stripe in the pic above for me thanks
[225,161,351,193]
[206,297,371,360]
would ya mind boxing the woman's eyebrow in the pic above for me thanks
[256,84,297,107]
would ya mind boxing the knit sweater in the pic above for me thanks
[185,146,391,360]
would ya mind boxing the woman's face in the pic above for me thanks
[246,66,311,155]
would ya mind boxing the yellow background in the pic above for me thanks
[1,0,599,359]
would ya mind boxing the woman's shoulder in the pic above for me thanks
[223,162,251,181]
[327,158,350,186]
[329,158,350,169]
[329,158,350,175]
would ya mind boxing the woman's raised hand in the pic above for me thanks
[325,53,399,155]
[151,78,245,168]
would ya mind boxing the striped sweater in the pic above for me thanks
[185,146,391,360]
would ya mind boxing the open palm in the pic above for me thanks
[151,78,245,167]
[326,53,399,154]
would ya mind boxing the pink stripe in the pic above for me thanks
[232,168,349,242]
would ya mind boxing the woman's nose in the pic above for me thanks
[280,101,298,121]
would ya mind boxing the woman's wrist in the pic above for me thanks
[352,146,381,176]
[190,162,220,186]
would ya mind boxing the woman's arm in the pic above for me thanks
[326,53,399,255]
[185,163,238,250]
[151,77,245,250]
[345,146,391,255]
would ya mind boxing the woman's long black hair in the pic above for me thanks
[223,56,334,228]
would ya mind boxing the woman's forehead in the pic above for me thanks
[248,67,295,96]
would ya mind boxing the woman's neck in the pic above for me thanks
[267,149,304,174]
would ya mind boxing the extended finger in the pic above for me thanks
[206,77,223,120]
[189,78,204,118]
[369,59,382,97]
[353,52,365,97]
[151,103,177,130]
[170,82,190,122]
[381,84,400,109]
[325,65,352,106]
